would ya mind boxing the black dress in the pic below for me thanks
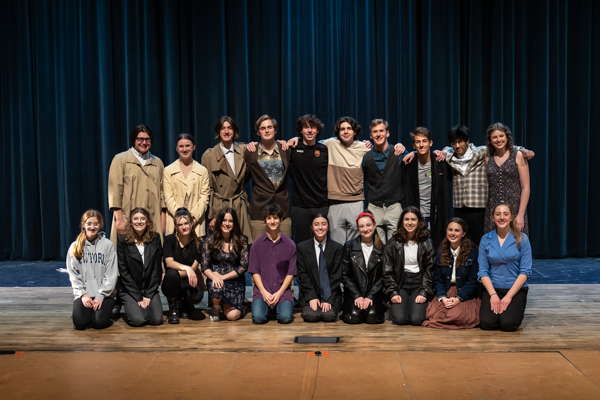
[198,235,249,311]
[484,149,529,234]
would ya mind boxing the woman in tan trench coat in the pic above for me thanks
[163,134,210,237]
[201,116,253,243]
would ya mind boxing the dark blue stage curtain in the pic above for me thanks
[1,0,598,259]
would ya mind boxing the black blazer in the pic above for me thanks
[402,150,450,248]
[117,234,163,302]
[296,237,344,310]
[341,236,384,301]
[244,142,291,219]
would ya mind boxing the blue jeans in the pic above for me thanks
[251,298,294,324]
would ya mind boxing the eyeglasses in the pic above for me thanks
[136,137,152,143]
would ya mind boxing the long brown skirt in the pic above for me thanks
[422,286,481,329]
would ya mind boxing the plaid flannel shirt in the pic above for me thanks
[442,144,488,208]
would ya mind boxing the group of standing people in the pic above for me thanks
[66,114,534,332]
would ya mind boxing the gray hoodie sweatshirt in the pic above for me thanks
[66,232,118,302]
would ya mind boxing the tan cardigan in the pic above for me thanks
[163,159,210,237]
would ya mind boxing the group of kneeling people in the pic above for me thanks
[67,200,532,332]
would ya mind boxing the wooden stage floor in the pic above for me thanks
[0,284,599,353]
[1,284,600,399]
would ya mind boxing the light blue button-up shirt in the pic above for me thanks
[477,230,532,289]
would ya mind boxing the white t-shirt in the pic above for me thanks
[361,241,373,266]
[403,241,420,273]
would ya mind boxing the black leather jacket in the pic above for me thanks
[341,237,384,301]
[382,238,436,300]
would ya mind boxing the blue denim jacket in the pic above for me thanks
[433,247,479,301]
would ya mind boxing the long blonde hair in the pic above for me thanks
[72,209,104,260]
[493,202,522,247]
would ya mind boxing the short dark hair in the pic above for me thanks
[410,126,432,142]
[129,125,154,147]
[334,117,361,139]
[448,125,470,143]
[176,133,195,145]
[296,114,324,136]
[262,204,284,221]
[255,114,278,132]
[214,116,240,142]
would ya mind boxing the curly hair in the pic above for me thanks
[486,122,514,156]
[393,206,429,244]
[208,207,245,254]
[296,114,324,136]
[439,218,475,267]
[123,207,157,244]
[72,209,104,260]
[334,116,361,139]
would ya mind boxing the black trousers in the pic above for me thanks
[121,292,164,327]
[454,206,486,246]
[161,268,204,304]
[301,297,341,323]
[291,206,329,244]
[341,296,386,324]
[390,272,428,326]
[480,287,528,332]
[72,296,116,330]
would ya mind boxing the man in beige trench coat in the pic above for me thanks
[201,116,253,243]
[108,125,166,247]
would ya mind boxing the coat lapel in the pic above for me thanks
[233,143,244,181]
[143,241,157,270]
[129,244,143,264]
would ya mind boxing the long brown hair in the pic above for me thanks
[356,212,383,250]
[439,218,475,267]
[123,207,156,244]
[209,207,245,254]
[72,209,104,260]
[393,206,429,244]
[492,202,522,247]
[172,207,199,252]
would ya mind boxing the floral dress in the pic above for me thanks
[199,235,249,311]
[484,149,529,234]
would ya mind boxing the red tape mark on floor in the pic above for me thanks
[15,351,24,356]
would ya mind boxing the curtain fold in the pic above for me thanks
[1,0,598,259]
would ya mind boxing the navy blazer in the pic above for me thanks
[433,246,479,301]
[117,234,163,302]
[296,237,344,309]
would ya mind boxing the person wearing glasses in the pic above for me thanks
[108,125,166,247]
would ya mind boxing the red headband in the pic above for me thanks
[356,212,376,224]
